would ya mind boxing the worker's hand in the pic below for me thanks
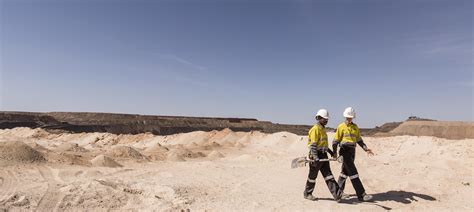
[365,149,374,156]
[309,155,319,162]
[308,150,319,161]
[309,145,318,159]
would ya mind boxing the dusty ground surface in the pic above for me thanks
[0,127,473,211]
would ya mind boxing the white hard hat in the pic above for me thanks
[316,109,329,119]
[343,107,356,118]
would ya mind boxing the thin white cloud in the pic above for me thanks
[152,53,211,88]
[420,43,472,57]
[404,32,472,57]
[154,53,207,71]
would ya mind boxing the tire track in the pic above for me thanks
[36,166,63,211]
[0,170,17,205]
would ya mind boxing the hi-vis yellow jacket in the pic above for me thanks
[308,124,328,150]
[334,122,362,144]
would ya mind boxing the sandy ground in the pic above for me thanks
[0,127,473,211]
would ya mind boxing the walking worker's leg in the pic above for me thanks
[320,161,340,200]
[343,148,366,199]
[304,161,323,200]
[337,149,349,191]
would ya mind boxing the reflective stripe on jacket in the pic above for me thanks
[333,122,362,144]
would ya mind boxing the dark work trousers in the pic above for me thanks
[304,151,340,199]
[337,145,366,198]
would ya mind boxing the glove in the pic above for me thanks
[308,151,317,160]
[332,143,338,158]
[308,148,319,161]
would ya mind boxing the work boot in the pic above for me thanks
[340,192,350,199]
[335,192,349,202]
[358,193,373,201]
[304,194,317,201]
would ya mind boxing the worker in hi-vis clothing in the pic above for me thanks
[304,109,342,201]
[332,107,374,201]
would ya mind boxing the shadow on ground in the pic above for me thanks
[371,190,436,203]
[339,190,436,210]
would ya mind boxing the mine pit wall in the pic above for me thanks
[12,112,465,138]
[0,112,311,136]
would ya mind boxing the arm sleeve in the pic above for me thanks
[309,128,318,143]
[333,125,342,144]
[355,126,368,151]
[308,128,320,159]
[308,128,318,149]
[332,126,341,156]
[356,139,369,151]
[331,143,338,157]
[356,126,363,142]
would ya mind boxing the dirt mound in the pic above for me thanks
[90,155,123,167]
[166,151,185,161]
[199,142,221,151]
[144,143,169,153]
[0,141,45,163]
[362,122,403,136]
[207,150,224,160]
[45,151,91,166]
[143,144,169,160]
[169,145,205,158]
[31,142,51,152]
[55,143,88,152]
[389,121,474,139]
[106,146,149,161]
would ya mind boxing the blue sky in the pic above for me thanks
[0,0,472,127]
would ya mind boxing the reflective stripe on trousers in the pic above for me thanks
[338,146,366,198]
[324,175,334,181]
[340,173,359,179]
[349,174,359,179]
[304,152,340,199]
